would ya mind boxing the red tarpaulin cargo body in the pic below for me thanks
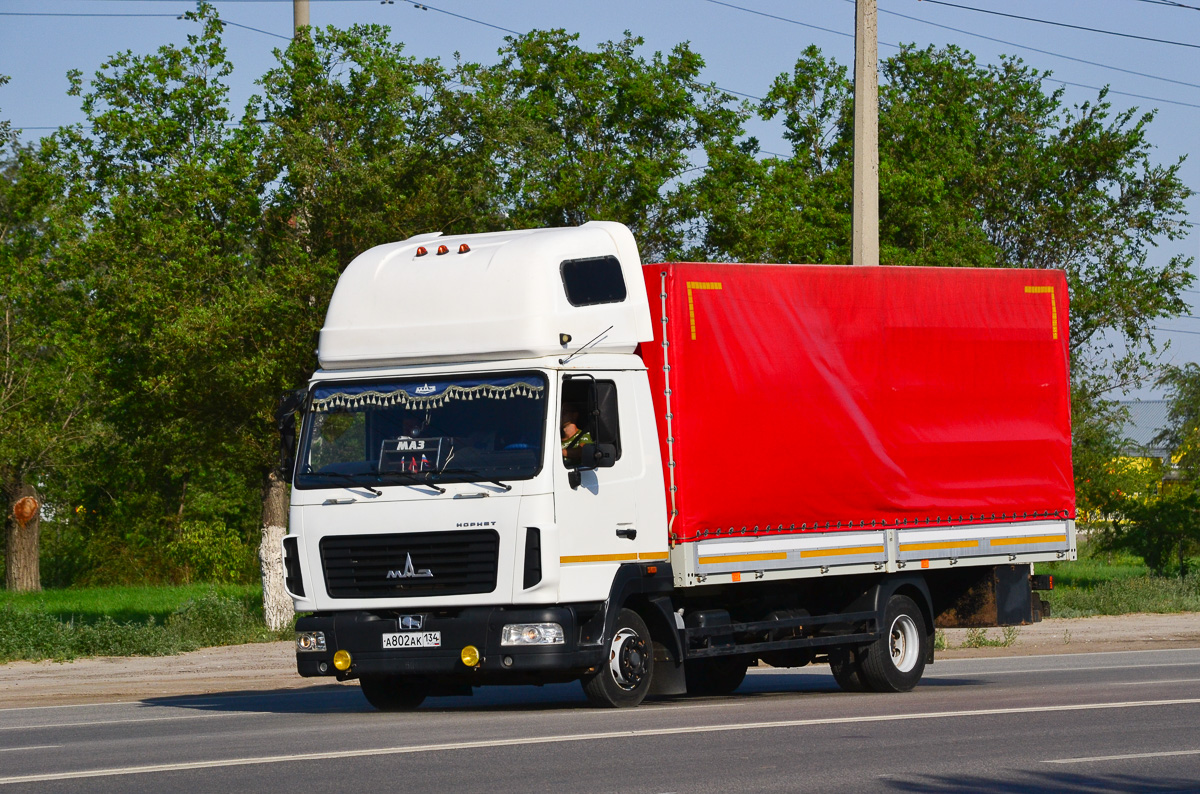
[641,263,1074,546]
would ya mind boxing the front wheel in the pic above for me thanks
[858,594,929,693]
[359,675,429,711]
[581,608,654,708]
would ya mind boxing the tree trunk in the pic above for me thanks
[5,481,41,592]
[259,469,293,630]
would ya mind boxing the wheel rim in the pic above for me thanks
[608,627,648,690]
[888,613,920,673]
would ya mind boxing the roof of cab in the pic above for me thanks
[318,221,653,370]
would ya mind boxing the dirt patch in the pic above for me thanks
[2,612,1198,708]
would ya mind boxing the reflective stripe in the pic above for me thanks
[899,540,980,552]
[798,545,885,558]
[559,553,639,564]
[990,534,1067,546]
[698,552,788,565]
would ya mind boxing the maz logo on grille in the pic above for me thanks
[386,553,433,579]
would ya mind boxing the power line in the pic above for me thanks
[1153,326,1200,336]
[0,10,290,39]
[874,2,1200,91]
[916,0,1200,50]
[700,0,854,40]
[1126,0,1200,10]
[391,0,519,36]
[1053,79,1200,110]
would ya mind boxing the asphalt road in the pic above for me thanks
[2,648,1199,793]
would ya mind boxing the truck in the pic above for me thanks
[281,221,1076,709]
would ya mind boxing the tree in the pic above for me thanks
[0,77,100,592]
[473,29,742,260]
[254,23,512,627]
[48,5,271,585]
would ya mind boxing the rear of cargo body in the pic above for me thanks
[640,262,1075,585]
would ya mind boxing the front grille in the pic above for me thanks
[320,530,500,599]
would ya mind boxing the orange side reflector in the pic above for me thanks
[921,559,930,569]
[731,572,742,582]
[645,565,657,575]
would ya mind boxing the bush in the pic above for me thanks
[1044,571,1200,617]
[166,520,256,584]
[0,589,288,663]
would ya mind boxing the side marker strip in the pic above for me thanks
[899,540,980,552]
[560,553,639,564]
[989,534,1067,546]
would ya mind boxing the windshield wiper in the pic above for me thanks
[442,468,513,492]
[378,470,447,494]
[304,470,383,496]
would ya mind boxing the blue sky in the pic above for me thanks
[1,0,1197,398]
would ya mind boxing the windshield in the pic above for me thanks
[295,374,547,490]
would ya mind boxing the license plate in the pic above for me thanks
[382,631,441,649]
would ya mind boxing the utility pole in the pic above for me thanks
[293,0,309,38]
[852,0,879,267]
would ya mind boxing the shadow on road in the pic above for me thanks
[881,771,1200,793]
[139,666,978,715]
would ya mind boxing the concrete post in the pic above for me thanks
[293,0,309,38]
[852,0,879,267]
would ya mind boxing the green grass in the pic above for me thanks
[1036,541,1200,618]
[0,586,292,664]
[0,583,263,626]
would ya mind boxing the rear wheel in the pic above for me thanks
[858,594,928,693]
[828,648,867,692]
[581,609,653,708]
[359,675,429,711]
[685,656,749,696]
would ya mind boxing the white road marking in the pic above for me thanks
[929,660,1200,678]
[2,697,1199,784]
[1046,749,1200,764]
[0,711,271,732]
[0,746,61,753]
[1113,678,1200,686]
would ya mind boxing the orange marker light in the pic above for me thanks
[921,559,930,569]
[437,244,449,255]
[416,246,427,256]
[458,243,471,254]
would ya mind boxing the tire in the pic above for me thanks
[858,594,929,693]
[685,656,749,696]
[359,675,429,711]
[828,648,868,692]
[581,608,654,708]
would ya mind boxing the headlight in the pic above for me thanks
[501,623,565,646]
[295,631,327,652]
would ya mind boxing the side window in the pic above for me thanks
[560,379,621,467]
[560,256,627,306]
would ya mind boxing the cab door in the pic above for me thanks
[553,371,662,603]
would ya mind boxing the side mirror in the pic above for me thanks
[580,443,617,469]
[277,388,306,483]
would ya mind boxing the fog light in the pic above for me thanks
[295,631,326,652]
[501,623,565,646]
[333,649,352,671]
[461,645,480,667]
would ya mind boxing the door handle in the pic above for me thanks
[616,528,637,540]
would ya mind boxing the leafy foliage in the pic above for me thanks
[0,14,1193,595]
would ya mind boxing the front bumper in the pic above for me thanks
[296,605,606,680]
